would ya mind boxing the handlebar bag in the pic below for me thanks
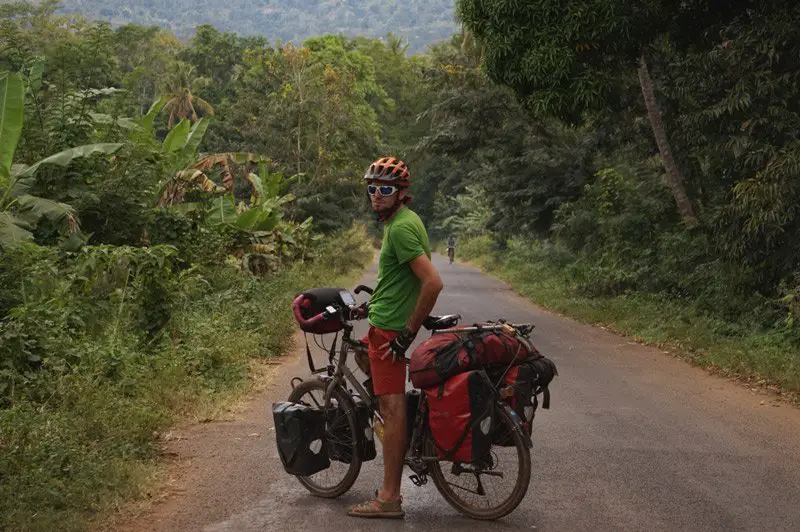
[272,401,330,476]
[425,370,494,464]
[294,287,349,334]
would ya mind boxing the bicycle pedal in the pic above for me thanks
[409,474,427,487]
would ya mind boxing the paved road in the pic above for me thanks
[124,254,800,532]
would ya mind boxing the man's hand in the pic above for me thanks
[380,327,417,361]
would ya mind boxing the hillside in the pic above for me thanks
[58,0,458,52]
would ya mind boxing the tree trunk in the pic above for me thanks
[638,55,698,226]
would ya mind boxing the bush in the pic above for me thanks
[0,225,372,531]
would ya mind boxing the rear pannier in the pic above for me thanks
[425,370,494,463]
[409,328,540,389]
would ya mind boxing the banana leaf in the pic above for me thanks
[208,195,238,225]
[15,194,76,224]
[0,211,33,250]
[0,72,24,180]
[182,118,210,157]
[246,172,265,202]
[15,143,124,178]
[162,119,190,153]
[138,95,168,135]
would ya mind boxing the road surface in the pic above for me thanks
[121,253,800,532]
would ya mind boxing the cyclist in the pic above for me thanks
[447,234,456,263]
[348,156,443,519]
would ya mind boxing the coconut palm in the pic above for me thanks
[160,62,214,128]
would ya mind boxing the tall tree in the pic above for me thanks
[455,0,757,226]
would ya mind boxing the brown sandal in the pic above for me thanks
[347,495,404,519]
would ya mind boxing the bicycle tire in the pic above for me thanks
[287,379,362,498]
[427,403,531,520]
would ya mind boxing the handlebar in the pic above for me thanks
[292,294,333,330]
[354,285,374,295]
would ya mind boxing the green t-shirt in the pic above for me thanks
[368,207,431,331]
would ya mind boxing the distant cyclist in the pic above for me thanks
[447,234,456,264]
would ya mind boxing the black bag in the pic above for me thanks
[272,402,330,476]
[490,362,537,446]
[490,354,558,445]
[327,398,376,463]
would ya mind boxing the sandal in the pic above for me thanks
[347,494,404,519]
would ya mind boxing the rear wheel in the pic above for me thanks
[427,403,531,520]
[287,379,362,498]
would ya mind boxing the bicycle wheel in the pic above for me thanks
[287,379,362,498]
[427,402,531,520]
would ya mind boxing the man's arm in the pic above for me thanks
[406,254,444,333]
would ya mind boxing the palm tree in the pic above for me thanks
[160,62,215,128]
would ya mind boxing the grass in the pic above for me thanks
[451,236,800,397]
[0,226,373,532]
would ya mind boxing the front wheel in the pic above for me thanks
[427,403,531,520]
[287,379,362,498]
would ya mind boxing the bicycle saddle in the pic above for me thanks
[422,314,461,331]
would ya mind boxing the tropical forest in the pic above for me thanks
[2,0,800,529]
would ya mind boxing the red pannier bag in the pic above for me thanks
[409,329,484,389]
[410,327,540,389]
[478,330,539,367]
[425,370,494,463]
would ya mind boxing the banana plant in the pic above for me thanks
[0,72,123,250]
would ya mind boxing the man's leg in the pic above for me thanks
[376,392,406,501]
[347,326,407,517]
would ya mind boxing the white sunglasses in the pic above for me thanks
[367,184,400,197]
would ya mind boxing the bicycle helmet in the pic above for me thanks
[363,156,411,187]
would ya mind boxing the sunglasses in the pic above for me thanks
[367,184,400,197]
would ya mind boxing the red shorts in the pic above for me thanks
[367,326,406,396]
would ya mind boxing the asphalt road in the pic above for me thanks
[122,253,800,532]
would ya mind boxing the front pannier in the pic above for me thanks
[425,370,494,463]
[272,402,330,476]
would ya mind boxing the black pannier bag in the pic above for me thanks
[326,398,376,463]
[490,354,559,446]
[490,362,537,446]
[272,402,330,476]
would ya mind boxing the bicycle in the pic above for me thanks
[447,246,455,264]
[286,284,534,520]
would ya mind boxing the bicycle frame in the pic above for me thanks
[297,323,447,475]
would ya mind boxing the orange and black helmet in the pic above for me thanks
[363,156,411,186]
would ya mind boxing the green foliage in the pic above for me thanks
[0,225,372,531]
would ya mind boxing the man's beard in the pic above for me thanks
[373,198,401,221]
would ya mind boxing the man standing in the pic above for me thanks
[348,157,443,519]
